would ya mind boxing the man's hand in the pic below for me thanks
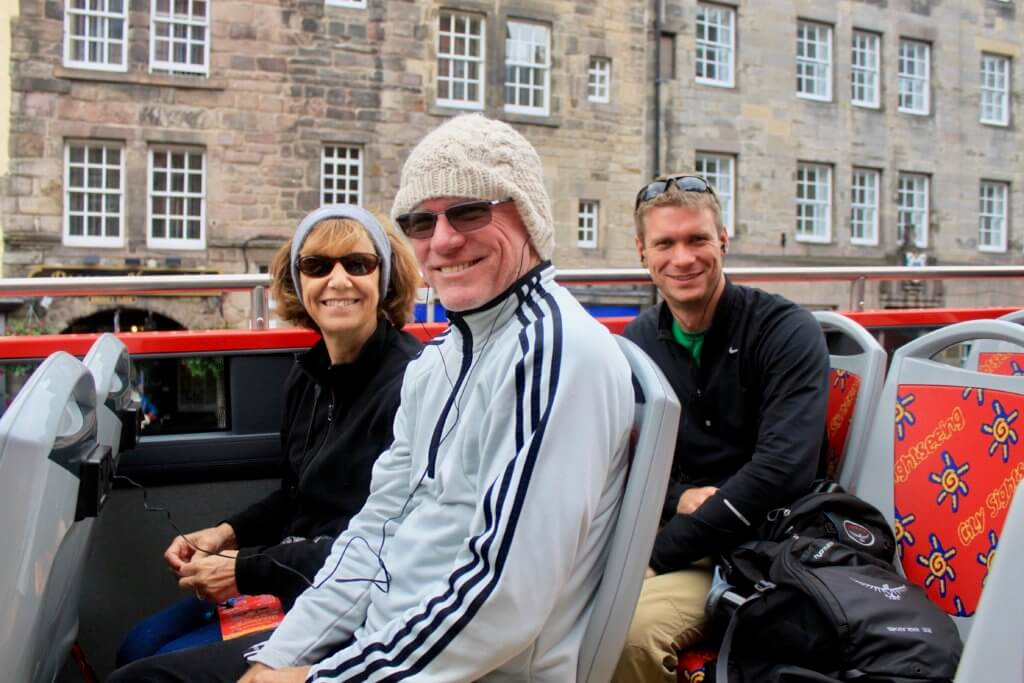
[165,523,237,574]
[178,549,240,603]
[645,566,656,579]
[238,664,311,683]
[676,486,718,515]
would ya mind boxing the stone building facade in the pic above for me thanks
[658,0,1024,308]
[1,0,1022,332]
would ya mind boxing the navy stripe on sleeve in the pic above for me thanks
[311,284,563,682]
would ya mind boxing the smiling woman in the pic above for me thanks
[110,206,422,676]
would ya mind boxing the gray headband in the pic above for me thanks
[289,204,393,310]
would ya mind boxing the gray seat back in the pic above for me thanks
[83,332,136,461]
[964,308,1024,374]
[0,352,107,683]
[813,312,886,486]
[954,483,1024,681]
[577,336,680,683]
[853,319,1024,641]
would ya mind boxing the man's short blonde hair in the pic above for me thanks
[633,175,726,242]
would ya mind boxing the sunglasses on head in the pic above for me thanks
[635,175,717,209]
[396,197,514,239]
[296,252,380,278]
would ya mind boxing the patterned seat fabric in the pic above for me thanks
[893,384,1022,617]
[825,368,862,478]
[677,649,716,682]
[976,352,1024,377]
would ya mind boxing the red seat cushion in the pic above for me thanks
[677,648,716,682]
[893,384,1022,616]
[824,369,861,478]
[977,352,1024,377]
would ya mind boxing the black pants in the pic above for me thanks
[106,631,270,682]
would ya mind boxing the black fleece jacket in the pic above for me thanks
[225,318,421,606]
[624,280,829,574]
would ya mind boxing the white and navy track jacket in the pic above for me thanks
[248,262,635,682]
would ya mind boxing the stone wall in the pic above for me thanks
[2,0,1021,330]
[660,0,1024,278]
[2,0,650,329]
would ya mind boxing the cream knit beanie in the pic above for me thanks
[391,114,554,260]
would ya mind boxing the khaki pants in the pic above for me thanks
[611,559,714,683]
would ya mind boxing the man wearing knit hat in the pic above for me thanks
[232,113,636,683]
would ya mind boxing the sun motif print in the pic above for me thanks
[981,400,1019,463]
[975,529,998,581]
[895,393,916,441]
[916,533,957,598]
[961,386,985,406]
[927,451,970,512]
[893,507,917,561]
[952,595,972,618]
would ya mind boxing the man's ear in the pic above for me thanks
[635,236,646,265]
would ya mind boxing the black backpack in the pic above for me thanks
[705,489,963,683]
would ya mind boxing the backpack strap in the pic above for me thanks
[713,580,775,683]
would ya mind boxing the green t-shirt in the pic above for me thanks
[671,319,706,366]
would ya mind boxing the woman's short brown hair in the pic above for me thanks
[270,217,420,330]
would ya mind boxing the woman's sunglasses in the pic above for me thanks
[296,252,380,278]
[634,175,717,209]
[396,197,514,239]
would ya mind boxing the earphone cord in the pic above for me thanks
[122,244,540,601]
[114,468,405,595]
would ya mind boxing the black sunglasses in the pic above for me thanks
[296,252,380,278]
[396,198,514,239]
[635,175,717,209]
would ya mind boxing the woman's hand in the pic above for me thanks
[178,549,240,603]
[238,664,311,683]
[164,523,237,575]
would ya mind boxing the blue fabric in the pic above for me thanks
[116,595,223,667]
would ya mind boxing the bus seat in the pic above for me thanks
[964,308,1024,377]
[952,480,1024,681]
[83,333,138,464]
[577,336,680,683]
[675,314,887,681]
[0,351,113,683]
[813,311,887,485]
[852,319,1024,641]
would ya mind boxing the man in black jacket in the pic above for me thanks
[612,175,829,682]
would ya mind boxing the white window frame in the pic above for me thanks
[695,153,735,237]
[980,53,1010,126]
[898,39,930,115]
[504,20,550,116]
[64,141,126,248]
[587,57,611,103]
[796,163,832,243]
[850,30,880,108]
[796,21,832,101]
[321,145,363,207]
[147,146,207,250]
[979,180,1009,253]
[850,168,880,246]
[325,0,366,7]
[897,172,930,249]
[577,200,599,248]
[63,0,128,71]
[149,0,210,76]
[695,3,735,88]
[437,11,485,110]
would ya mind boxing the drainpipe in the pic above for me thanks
[653,0,662,177]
